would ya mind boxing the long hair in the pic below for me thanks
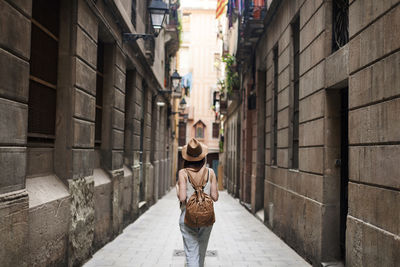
[183,157,206,169]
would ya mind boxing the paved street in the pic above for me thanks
[84,190,310,267]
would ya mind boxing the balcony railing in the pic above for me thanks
[167,0,180,28]
[237,0,267,61]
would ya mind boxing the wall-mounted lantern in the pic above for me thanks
[123,0,169,41]
[179,98,187,112]
[171,69,182,94]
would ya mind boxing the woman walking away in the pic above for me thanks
[177,138,219,267]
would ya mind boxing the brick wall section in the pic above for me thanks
[346,1,400,266]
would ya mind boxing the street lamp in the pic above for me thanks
[149,0,169,37]
[178,98,187,112]
[171,69,182,93]
[123,0,169,42]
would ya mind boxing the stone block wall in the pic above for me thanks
[225,0,400,266]
[223,104,241,198]
[0,0,31,266]
[0,0,175,266]
[261,0,331,264]
[346,1,400,266]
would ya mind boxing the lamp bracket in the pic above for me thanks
[157,89,173,95]
[123,33,154,42]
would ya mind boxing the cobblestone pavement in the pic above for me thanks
[84,190,311,267]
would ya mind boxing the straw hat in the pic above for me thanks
[182,138,208,161]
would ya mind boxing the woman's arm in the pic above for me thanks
[210,169,219,201]
[178,170,187,202]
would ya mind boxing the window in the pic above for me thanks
[178,122,187,146]
[181,31,192,44]
[214,53,221,73]
[291,17,300,169]
[131,0,137,28]
[196,125,204,139]
[179,48,190,74]
[332,0,349,52]
[181,13,191,44]
[194,121,205,139]
[28,0,60,144]
[271,45,279,165]
[212,123,220,139]
[182,13,191,28]
[95,41,104,147]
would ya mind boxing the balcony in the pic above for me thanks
[237,0,268,62]
[164,1,180,57]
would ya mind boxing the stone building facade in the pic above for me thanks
[223,0,400,266]
[176,0,223,174]
[0,0,179,266]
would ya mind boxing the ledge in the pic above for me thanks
[93,168,111,187]
[325,45,349,89]
[123,165,132,178]
[26,175,69,208]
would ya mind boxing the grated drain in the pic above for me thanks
[173,249,217,257]
[206,250,217,257]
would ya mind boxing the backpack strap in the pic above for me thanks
[186,167,208,190]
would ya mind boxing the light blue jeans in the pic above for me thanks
[179,209,213,267]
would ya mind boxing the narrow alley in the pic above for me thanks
[1,0,399,266]
[84,190,310,267]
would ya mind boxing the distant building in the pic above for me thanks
[0,0,179,266]
[175,0,224,177]
[222,0,400,266]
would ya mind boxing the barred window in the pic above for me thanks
[95,41,104,147]
[332,0,349,52]
[271,45,279,165]
[290,17,300,169]
[28,0,60,144]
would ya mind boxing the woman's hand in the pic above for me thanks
[210,169,219,202]
[178,170,187,202]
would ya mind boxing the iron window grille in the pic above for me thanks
[271,45,279,165]
[291,17,300,169]
[95,41,105,147]
[332,0,349,52]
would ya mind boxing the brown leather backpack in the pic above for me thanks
[184,168,215,228]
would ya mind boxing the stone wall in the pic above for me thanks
[346,1,400,266]
[224,0,400,266]
[0,0,176,266]
[260,0,340,264]
[224,103,241,198]
[0,0,31,266]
